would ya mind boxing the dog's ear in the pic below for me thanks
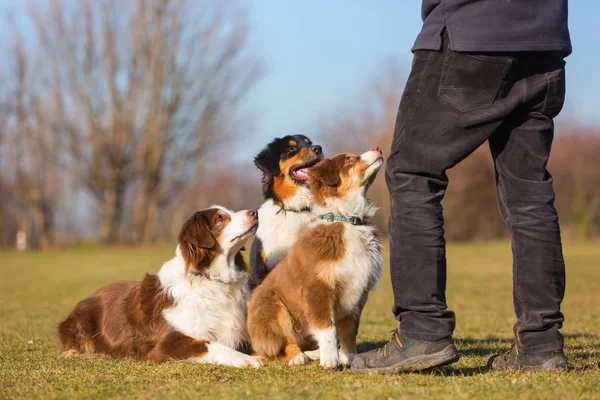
[309,159,341,186]
[254,142,280,175]
[178,212,215,272]
[179,212,215,249]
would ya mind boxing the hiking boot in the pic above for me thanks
[351,330,459,374]
[488,344,568,371]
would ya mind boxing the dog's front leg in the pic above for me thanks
[311,325,339,369]
[306,291,339,369]
[152,331,262,368]
[198,342,263,368]
[337,315,359,366]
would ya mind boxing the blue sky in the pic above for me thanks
[246,1,423,155]
[2,0,598,161]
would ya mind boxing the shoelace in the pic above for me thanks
[377,329,403,357]
[503,343,518,361]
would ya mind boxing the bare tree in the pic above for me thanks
[551,132,600,237]
[27,0,262,243]
[1,31,63,249]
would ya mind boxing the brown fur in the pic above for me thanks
[57,276,177,360]
[148,331,209,362]
[308,154,371,204]
[57,208,237,362]
[273,147,314,200]
[178,209,230,275]
[310,156,345,187]
[261,249,268,264]
[336,292,369,354]
[284,344,303,359]
[249,344,306,362]
[248,151,382,362]
[247,222,347,357]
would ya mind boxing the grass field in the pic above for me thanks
[1,242,599,399]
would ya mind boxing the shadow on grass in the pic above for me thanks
[456,337,512,357]
[563,333,600,370]
[419,365,488,376]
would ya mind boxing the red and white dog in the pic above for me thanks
[58,206,263,368]
[248,148,384,368]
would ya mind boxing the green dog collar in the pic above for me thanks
[321,213,363,226]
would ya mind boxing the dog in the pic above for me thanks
[247,148,384,369]
[249,135,323,289]
[57,206,263,368]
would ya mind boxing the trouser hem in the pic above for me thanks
[398,328,454,342]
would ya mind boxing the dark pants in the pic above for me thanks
[386,35,567,354]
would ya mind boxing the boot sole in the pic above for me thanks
[525,357,569,371]
[351,345,460,374]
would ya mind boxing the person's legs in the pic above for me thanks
[352,35,528,373]
[352,34,569,374]
[488,55,567,369]
[385,42,519,342]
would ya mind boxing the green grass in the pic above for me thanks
[1,242,599,399]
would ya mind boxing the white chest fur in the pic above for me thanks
[256,200,315,269]
[158,256,249,350]
[333,223,382,316]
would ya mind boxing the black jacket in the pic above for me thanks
[414,0,571,54]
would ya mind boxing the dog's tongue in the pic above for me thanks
[293,168,309,180]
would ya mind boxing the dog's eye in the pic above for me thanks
[287,147,296,153]
[216,214,224,222]
[345,157,352,164]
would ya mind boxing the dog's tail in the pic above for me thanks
[57,296,107,356]
[57,310,86,356]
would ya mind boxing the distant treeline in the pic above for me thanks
[0,0,263,249]
[1,2,597,249]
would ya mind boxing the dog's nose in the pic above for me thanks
[248,210,258,219]
[310,145,322,155]
[372,147,382,153]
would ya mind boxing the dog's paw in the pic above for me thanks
[61,349,79,358]
[320,357,340,370]
[339,351,355,366]
[232,354,263,368]
[245,355,264,369]
[304,349,320,361]
[319,350,340,370]
[288,352,310,366]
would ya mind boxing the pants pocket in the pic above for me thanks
[437,51,512,113]
[542,67,566,118]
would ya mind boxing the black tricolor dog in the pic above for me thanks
[249,135,323,289]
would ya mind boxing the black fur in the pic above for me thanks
[248,237,269,290]
[253,135,322,201]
